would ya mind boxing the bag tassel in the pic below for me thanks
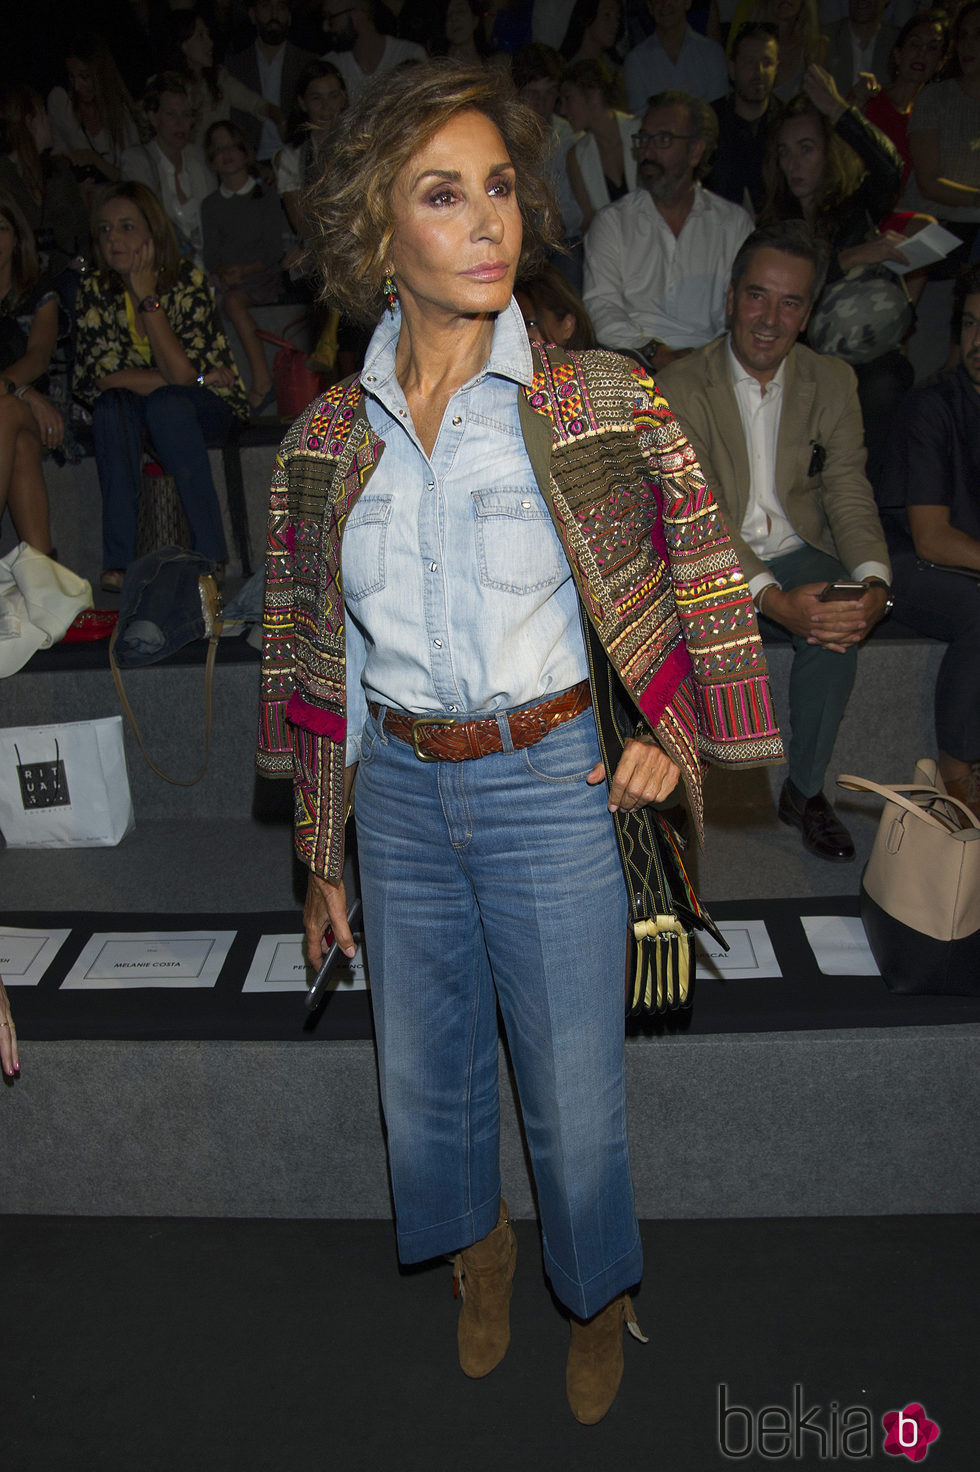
[628,913,694,1015]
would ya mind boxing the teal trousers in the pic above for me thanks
[760,544,858,798]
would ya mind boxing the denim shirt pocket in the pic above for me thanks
[471,485,564,595]
[342,494,393,601]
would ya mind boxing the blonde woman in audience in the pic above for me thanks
[559,58,636,230]
[47,35,145,190]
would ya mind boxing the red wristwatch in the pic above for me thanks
[140,295,161,314]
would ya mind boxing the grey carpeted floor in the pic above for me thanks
[2,1213,974,1471]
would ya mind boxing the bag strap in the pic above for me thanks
[837,774,980,832]
[254,314,315,354]
[108,578,223,787]
[254,327,293,352]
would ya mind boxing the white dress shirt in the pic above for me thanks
[727,339,891,593]
[120,141,215,268]
[583,185,753,351]
[728,341,804,590]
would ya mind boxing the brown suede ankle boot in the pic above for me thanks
[566,1292,646,1425]
[452,1198,517,1378]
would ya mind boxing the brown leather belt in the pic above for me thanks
[372,680,592,762]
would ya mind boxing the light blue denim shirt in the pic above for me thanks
[342,296,588,762]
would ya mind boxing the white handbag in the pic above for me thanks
[0,717,135,848]
[0,542,92,677]
[837,769,980,995]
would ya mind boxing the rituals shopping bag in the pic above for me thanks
[0,717,135,847]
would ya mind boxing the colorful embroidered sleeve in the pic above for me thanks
[257,381,371,881]
[627,362,782,780]
[522,346,782,842]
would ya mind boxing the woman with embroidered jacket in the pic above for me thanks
[257,60,778,1425]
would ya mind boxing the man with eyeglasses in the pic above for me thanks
[582,90,752,373]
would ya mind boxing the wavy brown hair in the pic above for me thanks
[760,95,865,232]
[63,33,148,155]
[303,60,562,324]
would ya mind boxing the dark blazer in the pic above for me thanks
[658,334,891,583]
[224,40,317,151]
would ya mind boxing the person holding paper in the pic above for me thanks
[0,976,19,1079]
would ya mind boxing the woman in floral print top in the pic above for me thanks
[74,179,248,590]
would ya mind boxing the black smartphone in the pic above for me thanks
[818,581,867,602]
[305,897,363,1012]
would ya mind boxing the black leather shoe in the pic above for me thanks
[778,781,855,862]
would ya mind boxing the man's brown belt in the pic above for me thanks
[371,680,592,762]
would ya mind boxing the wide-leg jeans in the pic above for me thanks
[354,701,642,1320]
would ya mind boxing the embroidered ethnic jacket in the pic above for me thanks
[257,346,783,882]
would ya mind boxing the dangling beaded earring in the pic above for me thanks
[383,274,398,314]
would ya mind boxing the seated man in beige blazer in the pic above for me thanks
[659,221,893,861]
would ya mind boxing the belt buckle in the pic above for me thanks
[410,716,455,762]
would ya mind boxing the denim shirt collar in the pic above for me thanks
[360,294,535,416]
